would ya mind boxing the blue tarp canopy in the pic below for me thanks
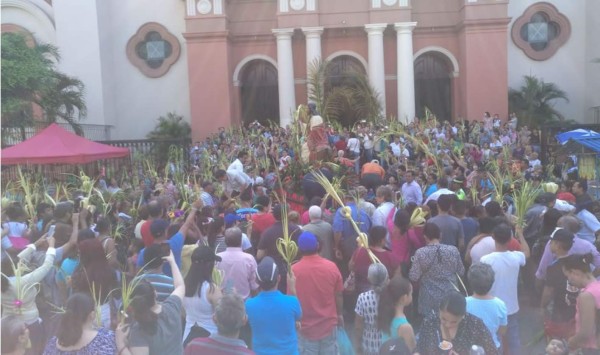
[567,136,600,153]
[556,129,600,145]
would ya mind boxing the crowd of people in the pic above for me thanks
[1,111,600,355]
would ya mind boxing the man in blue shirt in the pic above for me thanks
[246,256,302,355]
[136,200,201,276]
[333,192,372,278]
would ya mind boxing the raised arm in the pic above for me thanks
[58,213,80,256]
[179,200,202,237]
[21,236,56,285]
[164,250,185,300]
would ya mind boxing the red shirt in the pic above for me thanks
[334,140,347,152]
[251,213,276,236]
[291,254,343,340]
[353,247,401,292]
[140,219,154,247]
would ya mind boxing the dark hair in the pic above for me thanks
[426,200,438,217]
[77,228,96,243]
[423,222,441,241]
[576,178,588,192]
[130,282,158,335]
[71,239,116,301]
[95,216,111,233]
[561,253,594,273]
[393,210,411,235]
[452,199,467,216]
[440,291,466,316]
[57,293,95,347]
[368,226,387,247]
[36,202,53,217]
[485,201,503,218]
[255,195,271,211]
[478,217,497,235]
[207,217,225,249]
[147,201,163,218]
[541,208,562,236]
[1,315,27,353]
[377,275,412,332]
[468,263,495,295]
[137,204,150,220]
[492,223,512,245]
[237,150,248,159]
[215,169,227,179]
[437,177,448,189]
[144,244,164,270]
[437,194,452,212]
[184,248,215,297]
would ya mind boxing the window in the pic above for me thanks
[126,23,180,78]
[512,3,570,61]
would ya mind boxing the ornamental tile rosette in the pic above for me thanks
[126,22,181,78]
[511,2,571,61]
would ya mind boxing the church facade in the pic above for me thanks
[2,0,599,140]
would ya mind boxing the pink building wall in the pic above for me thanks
[185,0,510,140]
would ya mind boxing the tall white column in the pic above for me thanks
[302,27,323,98]
[395,22,417,124]
[273,28,297,127]
[365,23,387,117]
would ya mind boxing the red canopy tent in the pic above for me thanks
[1,124,129,165]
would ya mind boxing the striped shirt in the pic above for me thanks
[134,273,174,302]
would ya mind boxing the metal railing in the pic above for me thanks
[1,122,113,148]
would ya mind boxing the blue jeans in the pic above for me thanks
[298,328,338,355]
[505,313,520,355]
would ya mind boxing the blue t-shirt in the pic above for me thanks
[136,231,184,276]
[382,316,409,342]
[466,296,507,348]
[245,290,302,355]
[56,257,79,283]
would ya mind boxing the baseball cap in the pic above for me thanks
[150,219,170,238]
[256,256,278,284]
[298,231,318,253]
[550,228,574,244]
[224,213,239,228]
[191,245,222,263]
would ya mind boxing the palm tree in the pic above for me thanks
[307,58,382,127]
[508,75,569,129]
[1,32,86,137]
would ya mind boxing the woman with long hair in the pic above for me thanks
[409,223,464,318]
[95,216,119,269]
[71,238,118,329]
[206,217,225,253]
[377,274,416,351]
[116,250,185,355]
[562,253,600,353]
[390,207,425,276]
[43,293,118,355]
[182,246,223,346]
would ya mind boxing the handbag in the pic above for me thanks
[343,271,356,292]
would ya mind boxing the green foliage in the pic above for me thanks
[1,32,86,135]
[307,58,382,127]
[146,112,191,140]
[508,75,569,129]
[146,112,191,165]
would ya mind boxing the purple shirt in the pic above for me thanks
[217,247,258,299]
[536,237,600,280]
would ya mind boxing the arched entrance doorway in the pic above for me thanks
[240,60,279,126]
[414,53,452,121]
[325,55,368,127]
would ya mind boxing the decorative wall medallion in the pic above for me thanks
[290,0,305,11]
[126,23,181,78]
[383,0,397,6]
[197,0,212,15]
[511,2,571,61]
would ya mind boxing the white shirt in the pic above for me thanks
[390,142,401,157]
[228,158,244,173]
[469,236,495,264]
[481,251,526,315]
[372,202,395,248]
[347,137,361,154]
[576,209,600,244]
[424,188,455,204]
[224,169,251,195]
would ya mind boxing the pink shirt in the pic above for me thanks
[577,281,600,349]
[216,247,258,299]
